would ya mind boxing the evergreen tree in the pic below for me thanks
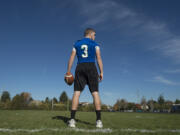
[175,99,180,104]
[1,91,10,103]
[158,94,165,112]
[59,91,68,103]
[158,94,165,105]
[11,94,24,109]
[53,97,58,104]
[45,97,50,104]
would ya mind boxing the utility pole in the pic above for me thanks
[67,98,69,112]
[118,98,120,112]
[52,99,54,110]
[0,89,3,102]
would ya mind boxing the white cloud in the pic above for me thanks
[165,69,180,74]
[83,12,108,26]
[79,1,115,26]
[78,0,136,26]
[153,76,179,85]
[75,0,180,63]
[161,39,180,61]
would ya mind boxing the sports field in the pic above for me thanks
[0,110,180,135]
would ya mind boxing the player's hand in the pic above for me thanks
[64,72,70,82]
[99,73,103,82]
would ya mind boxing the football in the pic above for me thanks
[64,72,74,85]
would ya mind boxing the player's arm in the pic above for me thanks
[67,48,76,73]
[96,47,103,81]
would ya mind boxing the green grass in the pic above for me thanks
[0,110,180,135]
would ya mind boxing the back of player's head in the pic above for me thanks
[84,28,96,37]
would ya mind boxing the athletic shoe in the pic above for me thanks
[68,119,76,128]
[96,120,103,128]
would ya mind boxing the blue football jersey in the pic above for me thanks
[73,38,100,64]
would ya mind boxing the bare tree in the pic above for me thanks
[141,96,147,112]
[147,98,155,112]
[117,99,128,111]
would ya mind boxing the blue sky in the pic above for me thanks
[0,0,180,105]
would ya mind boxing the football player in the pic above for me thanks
[65,28,103,128]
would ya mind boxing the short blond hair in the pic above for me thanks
[84,28,96,36]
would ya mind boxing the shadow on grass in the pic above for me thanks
[52,116,94,126]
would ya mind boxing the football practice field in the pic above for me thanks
[0,110,180,135]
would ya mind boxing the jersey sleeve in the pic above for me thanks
[95,42,100,51]
[72,47,76,52]
[95,46,100,51]
[72,42,77,52]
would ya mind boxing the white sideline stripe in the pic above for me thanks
[120,128,180,133]
[71,128,112,133]
[0,128,180,133]
[0,128,112,133]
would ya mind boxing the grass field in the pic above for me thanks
[0,110,180,135]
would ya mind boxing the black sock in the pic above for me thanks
[71,110,76,119]
[96,110,101,121]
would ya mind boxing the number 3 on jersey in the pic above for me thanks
[81,45,88,58]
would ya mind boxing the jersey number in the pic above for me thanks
[81,45,88,58]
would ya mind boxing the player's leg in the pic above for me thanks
[69,91,81,128]
[87,63,103,128]
[70,63,85,120]
[91,91,103,128]
[92,91,101,110]
[92,91,101,120]
[69,63,86,127]
[70,91,81,119]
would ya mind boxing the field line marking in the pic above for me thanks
[0,128,112,133]
[118,128,180,133]
[0,128,180,133]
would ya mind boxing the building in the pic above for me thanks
[171,104,180,113]
[79,102,90,106]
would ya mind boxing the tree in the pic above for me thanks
[1,91,10,103]
[127,102,136,110]
[113,99,127,111]
[53,97,58,104]
[59,91,68,103]
[147,99,155,112]
[158,94,165,105]
[20,92,32,105]
[153,102,160,112]
[164,100,173,111]
[79,103,94,112]
[141,96,147,112]
[42,97,51,110]
[101,104,108,112]
[45,97,50,104]
[113,102,119,111]
[3,100,11,109]
[158,94,165,112]
[175,99,180,104]
[113,100,120,111]
[68,99,72,111]
[11,94,24,109]
[119,99,128,111]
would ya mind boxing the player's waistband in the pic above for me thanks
[77,62,95,64]
[77,62,95,66]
